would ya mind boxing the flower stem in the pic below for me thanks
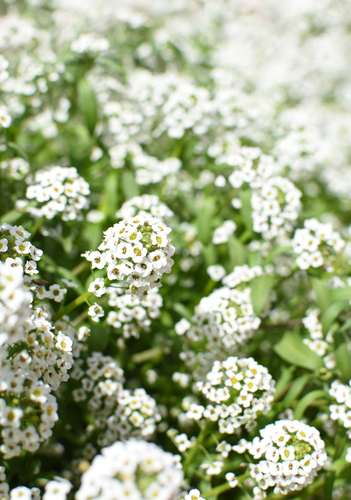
[183,421,213,470]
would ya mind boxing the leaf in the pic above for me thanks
[274,331,324,371]
[77,78,98,134]
[172,302,192,321]
[227,237,246,268]
[330,287,351,302]
[335,342,351,383]
[321,301,349,332]
[262,245,293,266]
[195,197,216,244]
[121,170,139,199]
[99,170,119,218]
[339,317,351,333]
[324,471,336,500]
[240,189,253,231]
[0,209,23,224]
[202,243,217,267]
[274,366,295,397]
[293,389,329,420]
[283,374,311,407]
[250,275,275,315]
[311,278,330,312]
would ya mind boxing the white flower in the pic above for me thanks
[88,303,105,322]
[88,278,106,297]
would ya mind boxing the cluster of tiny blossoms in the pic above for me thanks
[71,352,160,447]
[106,287,162,339]
[116,194,174,221]
[0,304,83,459]
[329,380,351,435]
[0,157,30,180]
[84,215,175,300]
[178,285,260,351]
[24,166,90,221]
[75,439,183,500]
[292,218,345,271]
[187,357,275,433]
[302,309,335,369]
[0,223,66,302]
[246,420,327,497]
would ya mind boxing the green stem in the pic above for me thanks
[183,421,213,470]
[52,290,93,322]
[202,470,250,499]
[29,216,45,237]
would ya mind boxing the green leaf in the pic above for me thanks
[202,242,217,267]
[283,374,311,407]
[250,275,275,315]
[321,301,349,333]
[339,317,351,333]
[0,209,23,224]
[172,302,192,321]
[324,471,336,500]
[335,342,351,383]
[240,189,253,231]
[330,287,351,302]
[293,389,329,420]
[262,245,293,266]
[227,236,246,268]
[121,170,139,199]
[195,197,216,244]
[77,77,98,134]
[274,366,295,396]
[274,331,324,371]
[311,278,330,312]
[99,170,119,218]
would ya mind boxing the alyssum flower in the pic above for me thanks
[84,215,175,299]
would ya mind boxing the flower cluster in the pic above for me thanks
[302,309,335,369]
[75,439,183,500]
[71,352,160,446]
[179,285,260,351]
[84,215,175,299]
[212,220,236,245]
[116,194,174,221]
[246,420,327,497]
[187,357,275,433]
[329,380,351,435]
[24,166,90,221]
[0,157,30,180]
[106,287,162,339]
[292,218,345,271]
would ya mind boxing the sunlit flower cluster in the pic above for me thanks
[302,309,335,369]
[116,194,174,221]
[246,420,327,497]
[329,380,351,435]
[187,356,275,433]
[106,287,162,339]
[24,166,90,221]
[292,218,345,271]
[76,439,183,500]
[84,215,175,299]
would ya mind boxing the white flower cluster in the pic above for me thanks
[25,166,90,221]
[0,157,30,180]
[0,304,82,459]
[75,439,183,500]
[246,420,327,497]
[292,218,345,271]
[106,287,163,339]
[116,194,174,220]
[179,285,260,351]
[0,262,32,346]
[302,309,335,369]
[329,380,351,435]
[71,352,160,446]
[222,264,263,288]
[208,144,302,240]
[187,356,275,433]
[0,106,11,128]
[84,215,175,299]
[71,33,110,54]
[0,223,67,302]
[212,220,236,245]
[0,465,41,500]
